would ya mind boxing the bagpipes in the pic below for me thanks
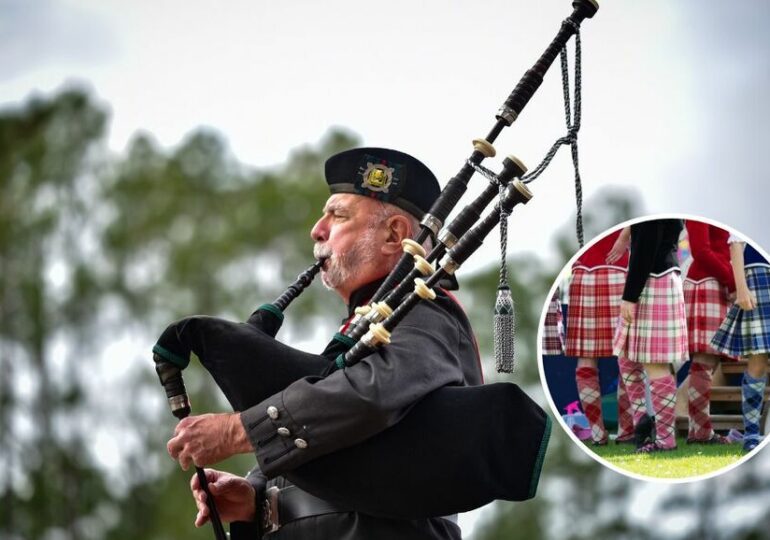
[152,0,598,535]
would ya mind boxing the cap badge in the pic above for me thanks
[361,162,394,193]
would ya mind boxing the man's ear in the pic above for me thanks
[381,215,411,255]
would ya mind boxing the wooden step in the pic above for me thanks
[718,359,770,375]
[711,386,770,402]
[676,414,743,432]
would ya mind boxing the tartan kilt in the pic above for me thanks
[541,291,565,355]
[565,266,626,358]
[683,277,737,359]
[711,266,770,357]
[613,271,689,364]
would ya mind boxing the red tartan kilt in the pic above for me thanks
[683,277,737,360]
[613,271,689,364]
[565,266,626,358]
[541,292,564,355]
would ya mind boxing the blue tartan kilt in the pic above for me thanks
[711,266,770,356]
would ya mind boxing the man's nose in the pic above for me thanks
[311,216,328,242]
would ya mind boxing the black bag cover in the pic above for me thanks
[154,314,551,519]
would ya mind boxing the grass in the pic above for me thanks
[588,436,745,479]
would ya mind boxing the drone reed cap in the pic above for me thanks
[502,155,527,179]
[573,0,598,18]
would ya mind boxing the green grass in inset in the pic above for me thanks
[587,436,744,478]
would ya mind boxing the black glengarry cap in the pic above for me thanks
[324,147,440,219]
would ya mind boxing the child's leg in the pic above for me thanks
[687,354,720,442]
[646,363,678,450]
[617,356,647,426]
[576,358,608,444]
[743,353,769,450]
[616,374,634,441]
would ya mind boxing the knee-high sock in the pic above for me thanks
[650,375,678,449]
[742,372,767,445]
[576,366,607,443]
[616,375,634,440]
[618,356,647,426]
[688,361,714,440]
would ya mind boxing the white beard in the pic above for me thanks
[313,228,379,291]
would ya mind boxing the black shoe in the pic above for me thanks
[634,414,655,449]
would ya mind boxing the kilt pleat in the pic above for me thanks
[565,266,626,358]
[683,277,737,359]
[711,266,770,357]
[613,271,689,364]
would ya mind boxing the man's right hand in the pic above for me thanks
[191,469,257,527]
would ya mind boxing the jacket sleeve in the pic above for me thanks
[686,221,736,292]
[239,301,468,478]
[623,221,662,302]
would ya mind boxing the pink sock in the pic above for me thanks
[576,366,608,443]
[687,361,713,441]
[650,375,678,449]
[617,356,647,426]
[616,375,634,441]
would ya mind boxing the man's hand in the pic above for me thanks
[191,469,257,527]
[167,413,252,470]
[620,300,636,324]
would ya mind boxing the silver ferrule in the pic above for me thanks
[439,254,460,275]
[168,394,190,413]
[365,308,384,324]
[361,331,377,348]
[496,106,518,126]
[437,228,458,248]
[421,214,442,236]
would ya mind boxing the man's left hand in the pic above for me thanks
[167,413,252,470]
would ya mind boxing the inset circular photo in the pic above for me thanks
[538,215,770,481]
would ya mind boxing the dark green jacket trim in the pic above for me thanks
[333,332,356,349]
[528,414,552,499]
[335,354,346,371]
[152,344,190,369]
[258,303,284,321]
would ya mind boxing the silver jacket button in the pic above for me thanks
[277,427,291,437]
[267,406,279,420]
[294,438,308,449]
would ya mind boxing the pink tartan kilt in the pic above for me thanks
[542,291,564,355]
[613,271,689,364]
[565,266,626,358]
[683,277,737,360]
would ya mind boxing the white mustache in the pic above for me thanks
[313,244,333,261]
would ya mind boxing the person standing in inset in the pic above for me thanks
[565,228,634,445]
[711,234,770,452]
[542,288,565,356]
[682,221,737,444]
[614,219,687,453]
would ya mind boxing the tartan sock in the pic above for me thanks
[650,375,678,449]
[576,366,607,443]
[618,356,647,426]
[742,372,767,445]
[616,375,634,440]
[687,361,714,441]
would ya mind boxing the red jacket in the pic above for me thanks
[685,220,736,292]
[573,229,629,269]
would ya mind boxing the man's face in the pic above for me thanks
[311,194,383,295]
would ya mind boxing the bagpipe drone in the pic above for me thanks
[152,0,598,536]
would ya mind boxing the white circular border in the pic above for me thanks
[536,212,770,484]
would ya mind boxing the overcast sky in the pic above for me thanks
[3,1,770,536]
[3,0,770,267]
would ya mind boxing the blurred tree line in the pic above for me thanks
[0,87,768,539]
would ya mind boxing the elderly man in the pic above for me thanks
[166,147,483,539]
